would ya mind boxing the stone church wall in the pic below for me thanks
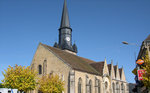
[31,44,71,93]
[74,70,104,93]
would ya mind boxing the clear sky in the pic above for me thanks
[0,0,150,83]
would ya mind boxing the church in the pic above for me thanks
[31,0,129,93]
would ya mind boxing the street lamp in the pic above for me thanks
[122,41,140,47]
[122,41,138,63]
[122,41,129,45]
[122,41,142,93]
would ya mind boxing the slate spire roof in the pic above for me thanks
[60,0,70,28]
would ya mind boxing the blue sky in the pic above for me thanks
[0,0,150,83]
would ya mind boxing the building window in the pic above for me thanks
[98,80,100,93]
[86,79,92,93]
[43,60,47,75]
[126,83,129,91]
[95,78,100,93]
[116,82,120,93]
[112,82,115,93]
[105,82,108,90]
[89,80,92,93]
[121,83,124,93]
[78,78,82,93]
[38,65,42,74]
[62,74,64,81]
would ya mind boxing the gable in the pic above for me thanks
[31,43,71,73]
[103,59,109,76]
[120,68,126,81]
[111,64,115,79]
[115,65,120,80]
[108,63,115,79]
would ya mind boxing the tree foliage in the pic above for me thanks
[0,83,4,88]
[142,51,150,89]
[2,65,38,92]
[38,74,64,93]
[132,68,137,75]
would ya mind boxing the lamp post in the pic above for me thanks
[122,41,138,65]
[122,41,141,93]
[122,41,140,47]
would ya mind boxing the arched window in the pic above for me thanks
[43,60,47,74]
[121,83,124,93]
[126,83,129,91]
[38,65,42,74]
[98,80,100,93]
[78,78,82,93]
[105,82,108,90]
[89,80,92,93]
[112,82,115,93]
[95,78,100,93]
[116,82,120,93]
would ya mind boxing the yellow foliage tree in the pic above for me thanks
[142,51,150,89]
[38,74,64,93]
[2,65,38,92]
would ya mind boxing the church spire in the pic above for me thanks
[60,0,71,29]
[54,0,77,54]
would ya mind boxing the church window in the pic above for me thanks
[98,80,100,93]
[89,80,92,93]
[62,74,64,81]
[43,60,47,75]
[86,79,92,93]
[78,77,82,93]
[116,82,120,93]
[105,82,108,90]
[86,75,88,93]
[121,83,124,93]
[38,65,42,74]
[95,78,100,93]
[112,82,115,93]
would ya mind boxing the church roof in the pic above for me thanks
[107,64,111,75]
[119,68,122,78]
[90,62,104,76]
[41,43,100,75]
[114,65,117,77]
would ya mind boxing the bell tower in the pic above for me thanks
[54,0,77,53]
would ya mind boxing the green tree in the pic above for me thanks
[142,51,150,89]
[2,65,38,92]
[38,74,64,93]
[0,83,4,88]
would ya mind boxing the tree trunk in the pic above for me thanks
[20,90,23,93]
